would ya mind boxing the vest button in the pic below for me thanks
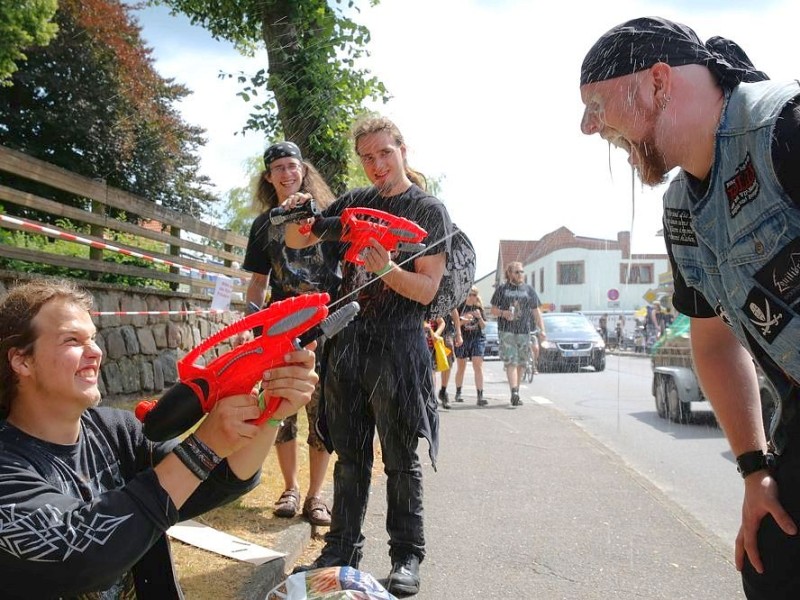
[754,240,765,254]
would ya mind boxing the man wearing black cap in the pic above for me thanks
[580,17,800,599]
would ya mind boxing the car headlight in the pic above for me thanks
[540,341,556,349]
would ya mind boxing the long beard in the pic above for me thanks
[632,133,669,187]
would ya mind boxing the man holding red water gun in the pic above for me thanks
[0,278,318,599]
[282,115,454,597]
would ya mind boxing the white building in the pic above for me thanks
[474,227,671,320]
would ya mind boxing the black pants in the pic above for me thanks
[742,437,800,598]
[321,335,426,567]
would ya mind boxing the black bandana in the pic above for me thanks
[263,141,302,168]
[580,16,768,90]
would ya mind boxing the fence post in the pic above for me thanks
[89,199,106,281]
[170,225,181,292]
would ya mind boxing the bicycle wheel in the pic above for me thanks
[524,362,534,383]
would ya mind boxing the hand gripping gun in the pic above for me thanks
[134,293,359,441]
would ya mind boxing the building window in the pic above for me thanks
[557,261,584,285]
[620,263,654,284]
[530,271,535,289]
[539,268,544,293]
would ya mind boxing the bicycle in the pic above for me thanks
[522,330,539,383]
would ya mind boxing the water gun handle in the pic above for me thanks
[251,300,360,426]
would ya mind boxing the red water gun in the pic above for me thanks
[134,293,359,441]
[270,203,428,263]
[339,207,427,265]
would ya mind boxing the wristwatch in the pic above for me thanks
[736,450,776,479]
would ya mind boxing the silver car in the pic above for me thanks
[538,312,606,372]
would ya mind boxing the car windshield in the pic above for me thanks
[544,315,596,336]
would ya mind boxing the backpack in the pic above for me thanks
[426,223,476,319]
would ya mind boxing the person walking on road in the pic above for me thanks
[491,262,546,406]
[454,286,487,406]
[282,115,453,597]
[242,141,340,526]
[579,16,800,598]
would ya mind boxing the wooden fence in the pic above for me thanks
[0,145,250,297]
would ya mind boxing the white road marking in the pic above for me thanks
[530,396,552,405]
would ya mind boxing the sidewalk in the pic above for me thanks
[244,359,743,599]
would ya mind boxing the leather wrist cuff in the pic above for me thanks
[736,450,776,479]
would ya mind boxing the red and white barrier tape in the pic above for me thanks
[0,213,226,278]
[91,309,239,316]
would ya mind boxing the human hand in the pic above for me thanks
[362,237,392,275]
[280,192,313,211]
[231,329,254,348]
[735,472,797,573]
[193,392,264,459]
[258,343,319,422]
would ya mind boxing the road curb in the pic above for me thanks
[241,519,312,600]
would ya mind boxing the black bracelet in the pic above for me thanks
[173,443,211,481]
[183,434,222,473]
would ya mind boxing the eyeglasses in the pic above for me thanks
[513,270,524,274]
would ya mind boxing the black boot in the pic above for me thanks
[387,554,420,596]
[292,549,351,574]
[477,389,487,406]
[455,387,463,402]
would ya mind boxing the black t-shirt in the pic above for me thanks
[323,185,451,331]
[490,283,541,334]
[458,303,486,340]
[242,211,341,303]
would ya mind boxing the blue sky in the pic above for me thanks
[131,0,798,278]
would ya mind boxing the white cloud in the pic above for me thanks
[134,0,798,275]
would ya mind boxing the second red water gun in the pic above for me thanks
[270,203,428,264]
[338,207,428,265]
[134,293,359,441]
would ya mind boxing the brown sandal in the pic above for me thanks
[302,496,331,526]
[274,489,300,518]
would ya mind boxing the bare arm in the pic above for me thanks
[532,307,545,337]
[245,272,269,309]
[451,308,463,346]
[363,237,445,305]
[690,317,796,573]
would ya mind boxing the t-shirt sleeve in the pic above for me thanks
[664,234,716,318]
[242,212,271,276]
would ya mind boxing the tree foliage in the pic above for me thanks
[0,0,216,219]
[156,0,389,194]
[0,0,59,85]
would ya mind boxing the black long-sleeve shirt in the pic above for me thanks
[0,407,259,599]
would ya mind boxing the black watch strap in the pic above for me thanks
[736,450,776,479]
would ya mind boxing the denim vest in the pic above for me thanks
[663,79,800,451]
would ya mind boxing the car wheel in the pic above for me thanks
[592,353,606,372]
[666,378,690,424]
[654,374,667,419]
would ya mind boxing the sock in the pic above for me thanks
[456,387,462,394]
[511,387,519,395]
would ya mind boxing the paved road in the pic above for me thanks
[353,357,744,599]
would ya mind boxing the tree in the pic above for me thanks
[157,0,389,194]
[0,0,58,85]
[0,0,216,218]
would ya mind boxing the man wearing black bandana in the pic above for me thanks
[580,17,800,599]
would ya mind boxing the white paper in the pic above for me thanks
[210,275,233,311]
[167,519,284,565]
